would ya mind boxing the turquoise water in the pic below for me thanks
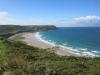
[39,27,100,57]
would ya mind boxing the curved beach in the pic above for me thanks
[9,32,100,57]
[9,32,78,56]
[22,32,53,49]
[22,32,78,56]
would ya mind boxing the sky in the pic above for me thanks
[0,0,100,27]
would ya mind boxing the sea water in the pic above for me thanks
[37,27,100,57]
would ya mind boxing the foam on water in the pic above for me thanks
[35,32,56,47]
[35,32,100,57]
[91,51,100,53]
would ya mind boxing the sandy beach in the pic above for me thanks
[22,32,53,49]
[9,32,78,56]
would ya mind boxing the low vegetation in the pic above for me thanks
[0,25,57,39]
[0,39,100,75]
[0,25,57,33]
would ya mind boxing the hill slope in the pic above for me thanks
[0,25,57,39]
[0,39,100,75]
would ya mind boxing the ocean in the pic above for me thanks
[37,27,100,57]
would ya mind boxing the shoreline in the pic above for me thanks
[9,32,78,56]
[22,32,78,56]
[8,32,100,57]
[9,32,99,57]
[22,32,53,49]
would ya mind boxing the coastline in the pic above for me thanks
[9,32,78,56]
[9,32,100,57]
[22,32,78,56]
[22,32,53,49]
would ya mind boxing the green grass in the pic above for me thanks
[0,39,100,75]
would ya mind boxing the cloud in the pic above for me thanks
[58,16,100,27]
[0,11,100,27]
[74,16,100,20]
[0,11,52,25]
[0,11,8,17]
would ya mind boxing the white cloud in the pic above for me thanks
[57,16,100,27]
[0,11,52,25]
[74,16,100,20]
[0,11,8,17]
[0,11,100,27]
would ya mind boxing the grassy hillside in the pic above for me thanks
[0,25,57,39]
[0,39,100,75]
[0,25,57,33]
